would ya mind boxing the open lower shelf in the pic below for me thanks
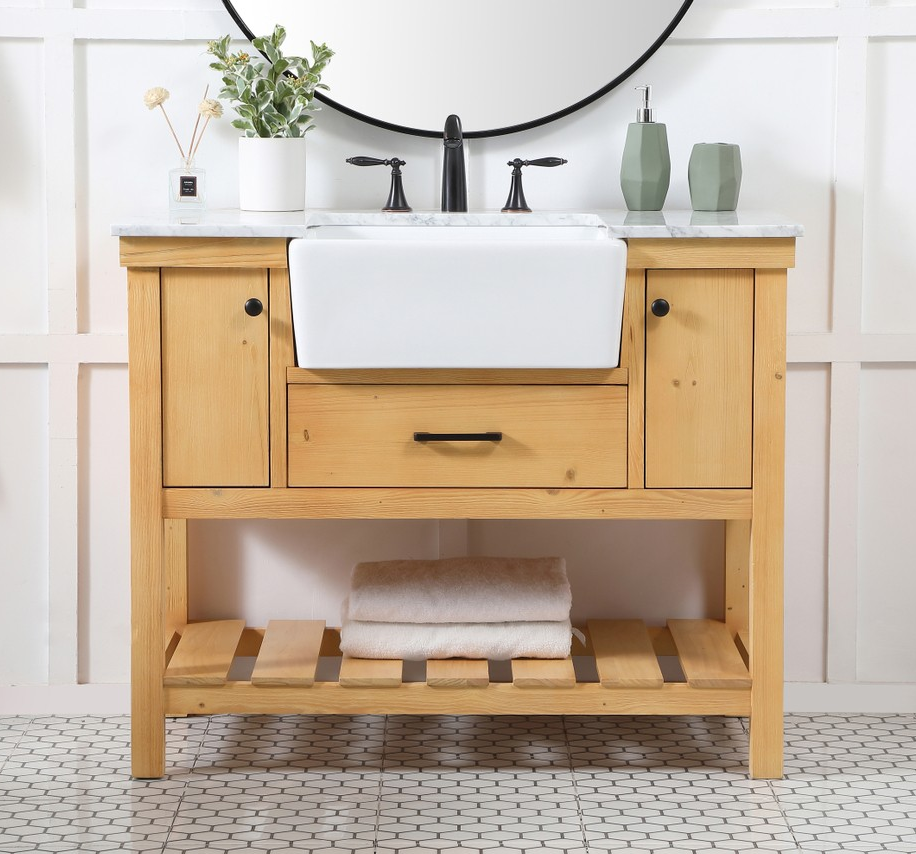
[162,618,751,718]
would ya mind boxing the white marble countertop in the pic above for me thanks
[111,209,803,238]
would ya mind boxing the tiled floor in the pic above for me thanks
[0,714,914,853]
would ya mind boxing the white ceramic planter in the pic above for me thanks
[238,137,307,211]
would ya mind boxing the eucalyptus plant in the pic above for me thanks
[207,25,333,138]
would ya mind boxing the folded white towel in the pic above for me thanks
[347,556,570,624]
[340,618,573,661]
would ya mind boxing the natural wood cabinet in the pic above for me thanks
[160,267,269,487]
[288,383,627,488]
[121,234,793,783]
[645,269,754,488]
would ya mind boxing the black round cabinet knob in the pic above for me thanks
[244,298,263,317]
[651,298,670,318]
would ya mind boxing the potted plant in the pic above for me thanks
[208,26,333,211]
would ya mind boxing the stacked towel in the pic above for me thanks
[339,557,572,660]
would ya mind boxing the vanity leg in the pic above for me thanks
[725,520,750,652]
[748,270,787,780]
[128,268,167,779]
[164,519,188,643]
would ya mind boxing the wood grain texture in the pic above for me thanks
[128,267,166,779]
[589,620,663,688]
[251,620,325,687]
[737,630,750,668]
[668,619,751,689]
[269,268,294,487]
[627,238,795,269]
[427,659,490,688]
[749,269,787,779]
[339,656,403,687]
[120,237,287,268]
[726,520,751,636]
[163,620,244,686]
[163,487,754,520]
[645,269,754,488]
[287,368,628,385]
[163,519,187,646]
[511,658,576,688]
[288,384,627,488]
[166,681,750,717]
[624,268,646,488]
[161,268,269,486]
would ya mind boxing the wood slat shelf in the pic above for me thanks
[164,620,244,686]
[250,620,325,687]
[162,618,750,711]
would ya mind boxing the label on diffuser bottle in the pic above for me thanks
[179,175,198,198]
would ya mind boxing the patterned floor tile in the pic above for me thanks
[163,770,380,852]
[565,715,753,777]
[191,714,386,775]
[773,775,916,852]
[782,715,916,778]
[383,715,570,772]
[374,769,586,851]
[0,791,178,853]
[0,716,203,802]
[576,770,798,852]
[0,713,914,852]
[0,718,29,773]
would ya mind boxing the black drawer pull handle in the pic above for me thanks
[414,432,503,443]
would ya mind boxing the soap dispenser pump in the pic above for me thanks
[620,85,671,212]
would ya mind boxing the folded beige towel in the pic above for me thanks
[340,618,573,661]
[348,556,570,624]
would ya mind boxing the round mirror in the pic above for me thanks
[222,1,694,138]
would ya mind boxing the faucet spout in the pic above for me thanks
[441,114,468,212]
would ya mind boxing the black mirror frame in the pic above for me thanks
[221,0,694,139]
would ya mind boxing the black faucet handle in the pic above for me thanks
[506,157,568,169]
[502,157,568,213]
[347,156,405,169]
[346,156,411,212]
[527,157,568,168]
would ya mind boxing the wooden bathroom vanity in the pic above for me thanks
[117,212,798,780]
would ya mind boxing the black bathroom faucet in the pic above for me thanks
[441,114,468,212]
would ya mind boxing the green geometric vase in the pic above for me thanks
[620,123,670,212]
[688,143,742,212]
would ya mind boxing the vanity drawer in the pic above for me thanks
[287,384,627,488]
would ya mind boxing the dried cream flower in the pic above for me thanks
[143,86,170,109]
[199,98,223,120]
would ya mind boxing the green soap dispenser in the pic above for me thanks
[620,85,670,212]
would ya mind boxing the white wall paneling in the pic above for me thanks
[77,364,129,684]
[188,520,440,629]
[468,521,725,628]
[784,365,830,684]
[2,0,916,710]
[863,38,916,335]
[0,39,46,335]
[857,365,916,684]
[0,367,49,686]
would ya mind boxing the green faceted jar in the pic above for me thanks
[688,143,742,211]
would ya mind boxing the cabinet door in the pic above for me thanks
[161,268,269,486]
[645,269,753,488]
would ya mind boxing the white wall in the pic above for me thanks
[1,0,912,712]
